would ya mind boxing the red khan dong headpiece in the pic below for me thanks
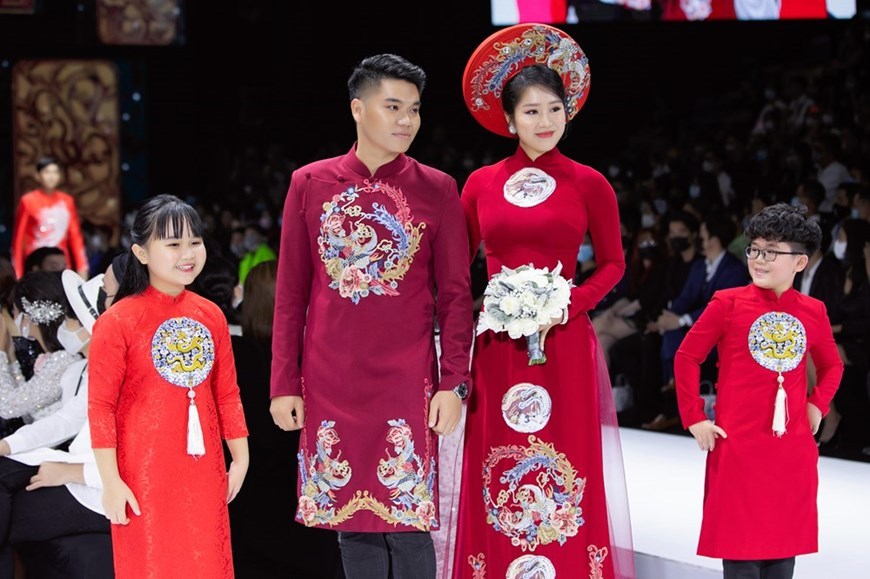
[462,23,591,138]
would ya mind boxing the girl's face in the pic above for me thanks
[133,223,205,296]
[508,85,566,161]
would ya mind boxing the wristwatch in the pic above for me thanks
[453,382,469,400]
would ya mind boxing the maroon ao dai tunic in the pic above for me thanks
[453,147,635,578]
[675,285,843,560]
[89,287,249,579]
[271,146,473,533]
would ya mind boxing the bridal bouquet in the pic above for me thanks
[477,262,572,365]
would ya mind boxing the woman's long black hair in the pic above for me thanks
[115,194,204,302]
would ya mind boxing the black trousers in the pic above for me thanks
[723,558,796,579]
[0,457,109,578]
[338,531,435,579]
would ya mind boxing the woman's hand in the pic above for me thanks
[538,313,565,352]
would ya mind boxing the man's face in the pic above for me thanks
[352,78,421,161]
[37,164,62,191]
[40,254,67,272]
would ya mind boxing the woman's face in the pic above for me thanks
[508,85,566,161]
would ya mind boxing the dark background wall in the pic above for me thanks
[0,0,864,214]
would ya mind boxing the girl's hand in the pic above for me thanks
[688,420,728,452]
[227,460,248,503]
[102,478,140,525]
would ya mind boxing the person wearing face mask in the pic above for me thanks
[0,272,81,424]
[0,267,114,577]
[817,219,870,449]
[237,223,276,286]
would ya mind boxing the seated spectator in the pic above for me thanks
[624,211,702,427]
[593,227,668,366]
[0,268,112,578]
[643,212,749,430]
[23,246,67,274]
[238,223,276,285]
[190,257,342,579]
[0,271,81,424]
[820,219,870,449]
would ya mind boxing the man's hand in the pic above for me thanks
[428,391,462,436]
[657,310,682,332]
[26,462,84,490]
[688,420,728,452]
[270,395,305,431]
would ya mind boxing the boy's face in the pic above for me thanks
[351,78,421,161]
[37,163,62,191]
[747,238,808,294]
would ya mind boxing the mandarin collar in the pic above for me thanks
[341,144,409,179]
[750,283,797,305]
[144,284,188,305]
[508,145,563,169]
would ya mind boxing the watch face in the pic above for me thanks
[454,383,469,399]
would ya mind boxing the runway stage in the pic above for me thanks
[435,420,870,578]
[622,427,870,579]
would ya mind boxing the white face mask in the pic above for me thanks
[56,322,89,355]
[641,213,657,229]
[833,240,847,261]
[14,312,29,339]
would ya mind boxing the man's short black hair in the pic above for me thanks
[36,156,60,172]
[24,246,65,272]
[347,54,426,101]
[745,203,822,255]
[703,213,738,248]
[667,210,700,234]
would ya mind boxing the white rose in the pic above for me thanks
[500,295,521,316]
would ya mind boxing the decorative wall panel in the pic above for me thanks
[12,60,121,231]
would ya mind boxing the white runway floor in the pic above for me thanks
[622,427,870,579]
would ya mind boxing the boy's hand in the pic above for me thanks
[270,395,304,431]
[428,391,461,436]
[807,402,822,435]
[688,420,728,452]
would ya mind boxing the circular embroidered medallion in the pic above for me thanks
[503,168,556,208]
[151,317,214,388]
[748,312,806,373]
[483,436,585,551]
[502,383,552,433]
[506,555,556,579]
[317,181,426,304]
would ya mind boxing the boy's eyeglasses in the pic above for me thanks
[744,246,804,262]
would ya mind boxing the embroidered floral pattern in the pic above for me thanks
[588,545,608,579]
[503,168,557,208]
[317,181,425,304]
[297,420,359,526]
[370,418,439,531]
[482,436,586,551]
[748,311,807,373]
[151,317,214,388]
[506,555,557,579]
[502,383,552,433]
[468,553,486,578]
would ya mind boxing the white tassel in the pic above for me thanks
[772,375,788,437]
[187,389,205,457]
